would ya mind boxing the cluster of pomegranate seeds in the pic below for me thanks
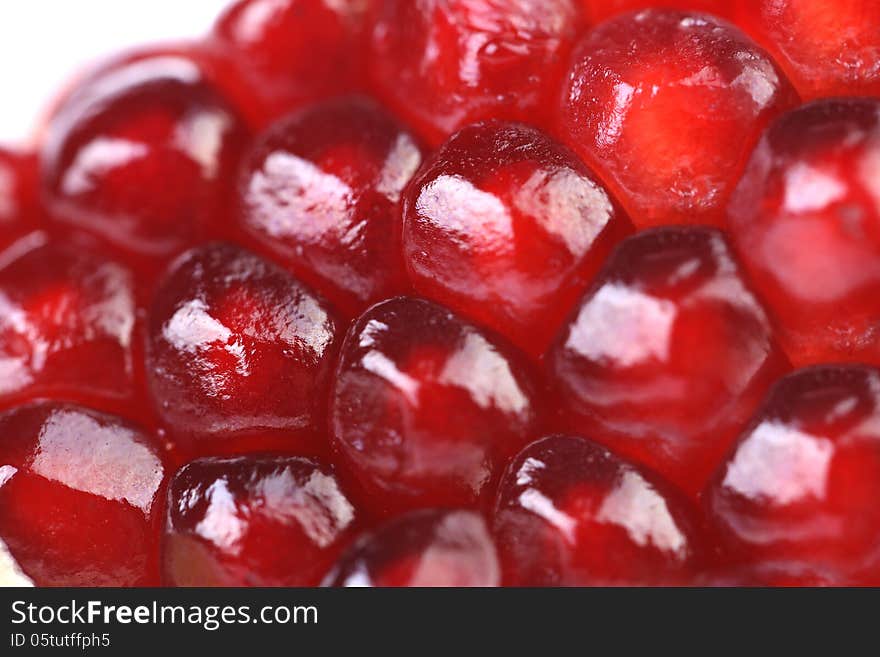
[2,1,880,587]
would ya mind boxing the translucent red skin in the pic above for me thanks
[728,98,880,367]
[493,435,707,586]
[330,296,542,517]
[211,0,374,127]
[580,2,732,24]
[0,149,41,252]
[705,366,880,586]
[368,0,586,146]
[146,242,341,460]
[402,121,633,359]
[237,96,423,318]
[0,402,166,586]
[732,0,880,100]
[0,238,139,416]
[548,227,790,497]
[40,54,250,273]
[557,9,799,228]
[164,455,359,586]
[323,509,500,587]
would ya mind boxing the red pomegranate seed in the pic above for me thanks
[0,238,136,414]
[705,365,880,586]
[0,149,40,252]
[493,435,706,585]
[330,296,541,516]
[369,0,586,145]
[212,0,374,125]
[324,509,499,587]
[548,227,789,496]
[0,402,166,586]
[558,9,798,228]
[402,121,632,358]
[728,98,880,367]
[40,54,250,267]
[733,0,880,100]
[146,242,340,458]
[164,455,358,586]
[238,96,423,317]
[580,2,731,23]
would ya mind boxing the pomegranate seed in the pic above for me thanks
[0,149,40,252]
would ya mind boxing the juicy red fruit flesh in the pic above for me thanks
[41,55,250,266]
[579,1,731,23]
[493,435,706,585]
[164,455,358,586]
[0,149,40,251]
[330,296,541,516]
[706,365,880,586]
[558,9,798,228]
[403,121,632,358]
[0,403,166,586]
[548,226,789,496]
[733,0,880,100]
[324,509,499,587]
[146,242,340,458]
[238,96,423,317]
[728,98,880,367]
[369,0,586,145]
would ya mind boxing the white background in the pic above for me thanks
[0,0,232,145]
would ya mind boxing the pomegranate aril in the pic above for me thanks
[369,0,586,146]
[493,435,706,586]
[705,365,880,586]
[580,2,731,23]
[238,96,423,317]
[0,402,166,586]
[330,296,541,517]
[0,149,40,251]
[403,121,632,358]
[548,226,789,496]
[212,0,373,126]
[41,54,250,266]
[146,242,340,458]
[164,455,358,586]
[324,509,499,587]
[728,98,880,367]
[558,9,798,228]
[733,0,880,100]
[0,238,136,414]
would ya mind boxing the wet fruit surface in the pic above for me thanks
[164,455,358,586]
[0,149,40,251]
[558,9,798,228]
[580,2,730,23]
[705,365,880,586]
[728,98,880,367]
[733,0,880,100]
[238,96,423,317]
[41,55,250,265]
[0,402,166,586]
[548,227,789,496]
[403,121,632,358]
[324,509,499,587]
[146,242,340,457]
[330,296,541,516]
[493,435,705,585]
[369,0,585,145]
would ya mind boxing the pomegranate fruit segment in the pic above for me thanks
[330,296,541,516]
[0,149,40,251]
[212,0,374,126]
[324,509,500,587]
[705,365,880,586]
[238,96,423,317]
[164,455,358,586]
[0,403,166,586]
[493,435,706,586]
[146,242,340,456]
[0,239,136,413]
[402,121,632,358]
[40,54,250,264]
[728,98,880,367]
[548,227,789,496]
[580,2,731,23]
[558,9,798,228]
[733,0,880,100]
[368,0,586,145]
